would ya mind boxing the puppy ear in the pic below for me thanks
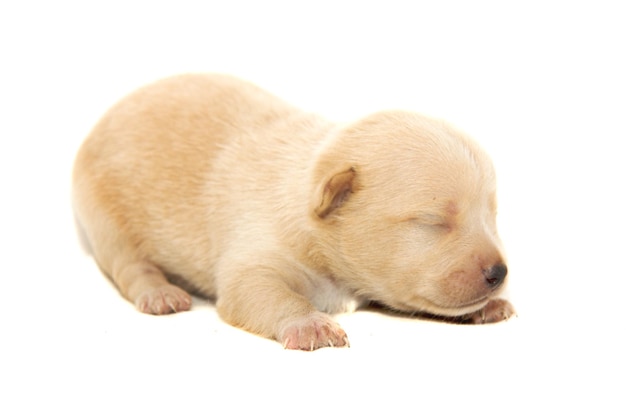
[314,166,357,218]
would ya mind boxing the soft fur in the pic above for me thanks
[73,74,514,350]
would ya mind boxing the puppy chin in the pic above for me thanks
[387,294,493,318]
[436,298,492,317]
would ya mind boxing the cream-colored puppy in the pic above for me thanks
[73,74,514,350]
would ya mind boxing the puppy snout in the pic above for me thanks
[484,264,507,289]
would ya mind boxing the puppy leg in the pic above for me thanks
[217,267,348,350]
[113,260,192,315]
[468,298,515,324]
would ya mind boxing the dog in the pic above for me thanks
[72,74,514,350]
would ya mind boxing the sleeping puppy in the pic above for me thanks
[73,74,514,350]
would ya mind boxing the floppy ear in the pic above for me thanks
[313,166,357,218]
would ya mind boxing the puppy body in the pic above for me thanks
[73,74,513,350]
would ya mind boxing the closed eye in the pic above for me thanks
[406,215,451,232]
[424,222,452,233]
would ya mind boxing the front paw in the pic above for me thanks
[135,285,192,315]
[468,298,515,324]
[279,312,349,351]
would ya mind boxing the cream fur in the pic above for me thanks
[72,73,514,350]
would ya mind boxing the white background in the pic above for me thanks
[1,1,624,415]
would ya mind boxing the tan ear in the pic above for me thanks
[314,166,356,218]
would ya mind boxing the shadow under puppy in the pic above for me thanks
[73,74,514,350]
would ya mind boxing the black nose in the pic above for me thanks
[484,264,507,288]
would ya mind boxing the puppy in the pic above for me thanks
[73,74,514,350]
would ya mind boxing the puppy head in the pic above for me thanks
[311,111,507,317]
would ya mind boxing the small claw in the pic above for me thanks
[283,338,290,349]
[328,340,334,348]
